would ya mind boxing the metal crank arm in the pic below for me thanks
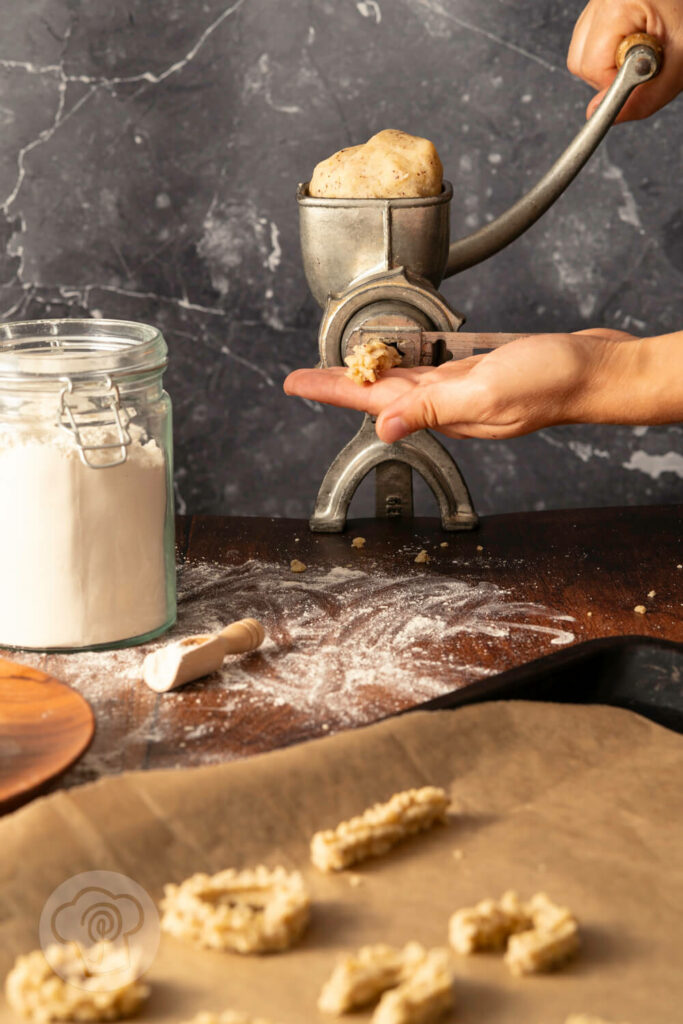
[348,325,527,366]
[406,331,526,364]
[444,34,663,277]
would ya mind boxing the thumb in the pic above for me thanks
[376,383,456,443]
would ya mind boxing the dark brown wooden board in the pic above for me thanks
[0,659,95,811]
[1,505,681,802]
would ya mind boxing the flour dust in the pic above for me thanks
[15,559,575,782]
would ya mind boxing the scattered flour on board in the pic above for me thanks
[15,559,575,782]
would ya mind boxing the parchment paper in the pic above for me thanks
[1,701,682,1023]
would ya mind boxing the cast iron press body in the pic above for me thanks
[296,36,662,533]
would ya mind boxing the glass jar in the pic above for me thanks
[0,318,176,651]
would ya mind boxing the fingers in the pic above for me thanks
[612,58,683,121]
[375,377,489,443]
[567,0,681,122]
[283,366,429,417]
[284,360,486,437]
[572,327,637,341]
[587,62,683,122]
[567,3,596,83]
[567,2,622,91]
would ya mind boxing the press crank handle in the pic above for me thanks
[413,331,529,363]
[444,33,663,278]
[357,329,529,364]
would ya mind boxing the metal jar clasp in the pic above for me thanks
[58,375,132,468]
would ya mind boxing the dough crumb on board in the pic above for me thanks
[309,129,443,200]
[414,550,430,564]
[439,542,448,548]
[647,589,656,598]
[449,891,580,975]
[372,948,454,1024]
[160,866,310,954]
[318,942,427,1013]
[180,1014,280,1024]
[290,559,307,573]
[633,604,646,614]
[344,339,402,385]
[311,787,450,872]
[5,943,149,1022]
[352,537,366,548]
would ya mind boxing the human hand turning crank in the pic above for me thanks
[285,3,683,439]
[569,0,683,121]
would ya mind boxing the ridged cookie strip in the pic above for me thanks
[564,1017,632,1024]
[311,787,450,872]
[5,943,149,1023]
[318,942,427,1014]
[160,865,310,954]
[448,890,531,954]
[180,1013,281,1024]
[526,891,576,932]
[504,896,580,976]
[371,948,454,1024]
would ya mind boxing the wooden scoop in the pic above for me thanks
[142,618,265,693]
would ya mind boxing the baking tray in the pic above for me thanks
[414,637,683,734]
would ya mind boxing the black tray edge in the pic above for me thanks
[406,636,683,734]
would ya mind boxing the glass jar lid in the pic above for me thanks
[0,318,167,386]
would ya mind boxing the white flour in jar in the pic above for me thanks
[0,426,169,649]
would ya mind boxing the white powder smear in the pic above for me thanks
[14,558,576,783]
[0,426,169,649]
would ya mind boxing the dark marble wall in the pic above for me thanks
[1,0,681,518]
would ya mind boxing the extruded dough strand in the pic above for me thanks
[564,1017,632,1024]
[310,786,450,872]
[449,890,580,975]
[448,890,531,954]
[344,340,402,385]
[505,917,579,975]
[180,1014,280,1024]
[318,942,427,1014]
[504,893,580,975]
[160,865,310,954]
[372,948,454,1024]
[5,944,149,1023]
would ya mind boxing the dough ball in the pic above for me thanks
[309,129,443,199]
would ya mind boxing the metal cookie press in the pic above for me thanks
[296,35,662,532]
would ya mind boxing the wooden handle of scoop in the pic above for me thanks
[218,618,265,655]
[142,618,266,694]
[616,33,663,69]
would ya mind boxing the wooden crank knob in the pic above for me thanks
[615,32,663,72]
[218,618,266,655]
